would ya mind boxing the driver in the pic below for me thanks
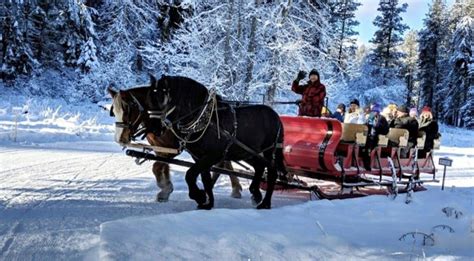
[292,69,326,117]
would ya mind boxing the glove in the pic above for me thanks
[296,71,306,81]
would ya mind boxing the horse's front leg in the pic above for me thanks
[199,170,214,210]
[186,155,219,208]
[152,161,173,202]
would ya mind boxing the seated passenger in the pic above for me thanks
[363,105,371,123]
[331,103,345,122]
[344,99,365,124]
[292,69,326,117]
[409,107,418,119]
[362,103,389,170]
[321,106,331,118]
[418,106,440,158]
[390,105,419,157]
[382,104,397,125]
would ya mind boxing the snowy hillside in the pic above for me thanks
[0,95,473,260]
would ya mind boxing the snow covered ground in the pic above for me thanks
[0,94,473,260]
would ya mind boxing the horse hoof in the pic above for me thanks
[230,189,242,199]
[197,203,214,210]
[189,189,207,205]
[250,189,262,206]
[157,196,169,202]
[256,202,271,209]
[156,185,174,202]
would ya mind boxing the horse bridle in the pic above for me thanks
[111,93,148,140]
[147,85,174,120]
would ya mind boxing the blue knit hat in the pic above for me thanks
[371,103,381,113]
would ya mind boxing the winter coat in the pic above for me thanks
[332,110,344,122]
[419,117,439,151]
[366,113,390,149]
[292,80,326,117]
[390,115,419,146]
[344,108,365,124]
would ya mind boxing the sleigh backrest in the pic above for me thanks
[387,128,409,148]
[341,123,368,146]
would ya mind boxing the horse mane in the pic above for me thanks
[161,75,223,101]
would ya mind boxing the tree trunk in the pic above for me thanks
[265,0,293,104]
[243,13,257,101]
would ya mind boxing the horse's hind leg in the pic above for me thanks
[257,165,276,209]
[229,174,242,199]
[257,151,279,209]
[220,161,242,198]
[152,161,174,202]
[248,160,264,206]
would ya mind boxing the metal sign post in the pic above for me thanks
[11,107,28,142]
[438,157,453,191]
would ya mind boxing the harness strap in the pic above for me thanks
[162,92,217,145]
[148,106,176,119]
[222,105,237,158]
[211,121,275,167]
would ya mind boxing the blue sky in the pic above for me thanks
[355,0,455,45]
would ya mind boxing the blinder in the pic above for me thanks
[112,93,146,141]
[109,105,115,117]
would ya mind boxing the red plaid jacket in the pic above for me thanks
[292,80,326,117]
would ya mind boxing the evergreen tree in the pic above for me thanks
[75,2,99,73]
[0,1,37,81]
[463,84,474,129]
[417,0,448,113]
[445,16,473,126]
[329,0,361,72]
[369,0,409,85]
[29,1,48,61]
[56,1,98,71]
[400,30,419,107]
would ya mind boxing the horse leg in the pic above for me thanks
[248,160,264,206]
[186,155,219,207]
[221,161,242,198]
[229,174,242,199]
[199,170,214,210]
[257,165,276,209]
[211,161,242,198]
[257,151,280,210]
[152,161,173,202]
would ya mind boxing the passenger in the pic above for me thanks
[409,107,418,119]
[331,103,345,122]
[418,106,440,158]
[362,103,390,170]
[292,69,326,117]
[344,99,365,124]
[382,104,397,125]
[321,106,331,118]
[390,105,419,157]
[363,105,371,123]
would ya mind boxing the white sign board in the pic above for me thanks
[439,157,453,167]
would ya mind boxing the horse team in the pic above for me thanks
[109,75,286,210]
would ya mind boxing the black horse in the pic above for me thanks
[146,75,286,209]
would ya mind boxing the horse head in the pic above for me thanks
[108,87,148,145]
[146,74,212,127]
[146,74,174,119]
